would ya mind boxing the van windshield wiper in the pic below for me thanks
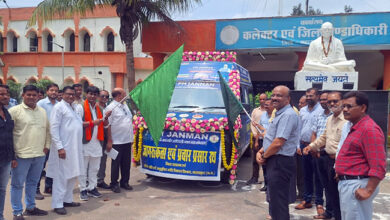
[171,105,200,108]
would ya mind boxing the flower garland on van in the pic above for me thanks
[182,51,237,62]
[131,60,242,184]
[133,116,242,134]
[132,127,144,163]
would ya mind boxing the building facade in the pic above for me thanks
[0,6,153,91]
[141,12,390,92]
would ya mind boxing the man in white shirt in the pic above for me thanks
[47,86,84,215]
[36,83,59,199]
[97,90,111,189]
[247,93,267,185]
[78,86,108,201]
[106,88,133,193]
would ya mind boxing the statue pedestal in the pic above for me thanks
[294,71,358,90]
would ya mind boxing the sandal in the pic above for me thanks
[313,214,331,219]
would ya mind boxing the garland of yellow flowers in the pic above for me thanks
[220,129,236,170]
[249,132,253,149]
[133,127,144,162]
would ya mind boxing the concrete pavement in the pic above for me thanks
[3,155,390,220]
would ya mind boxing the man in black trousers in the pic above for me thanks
[105,88,133,193]
[257,86,300,220]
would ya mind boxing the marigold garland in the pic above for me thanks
[133,127,144,162]
[249,132,253,149]
[220,129,236,171]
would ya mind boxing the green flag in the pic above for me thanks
[218,71,244,147]
[130,45,184,146]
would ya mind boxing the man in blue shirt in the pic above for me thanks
[252,99,274,191]
[296,88,324,211]
[257,85,299,220]
[310,91,332,217]
[36,83,59,199]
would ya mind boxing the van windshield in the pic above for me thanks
[169,87,225,113]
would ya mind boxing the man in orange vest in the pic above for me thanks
[78,86,108,201]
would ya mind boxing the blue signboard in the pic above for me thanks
[216,13,390,50]
[141,130,222,180]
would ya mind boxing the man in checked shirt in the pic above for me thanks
[335,91,386,220]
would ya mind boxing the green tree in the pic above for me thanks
[291,2,322,16]
[33,79,54,92]
[291,3,305,16]
[344,5,353,13]
[29,0,201,91]
[6,80,22,102]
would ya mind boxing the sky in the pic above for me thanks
[1,0,389,20]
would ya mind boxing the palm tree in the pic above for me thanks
[29,0,201,91]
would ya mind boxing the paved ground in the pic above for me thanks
[3,154,390,220]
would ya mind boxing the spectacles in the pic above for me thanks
[327,100,340,104]
[100,95,109,99]
[342,104,359,110]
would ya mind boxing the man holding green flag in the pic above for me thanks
[130,45,184,147]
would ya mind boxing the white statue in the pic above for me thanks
[301,22,356,72]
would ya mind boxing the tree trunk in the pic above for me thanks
[126,40,136,92]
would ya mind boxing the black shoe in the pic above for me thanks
[260,185,267,191]
[53,207,67,215]
[63,202,81,207]
[120,183,133,191]
[13,213,24,220]
[246,177,258,185]
[23,207,48,216]
[111,185,121,193]
[79,190,89,201]
[87,188,102,198]
[97,182,111,189]
[35,191,44,200]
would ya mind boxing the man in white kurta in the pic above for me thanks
[47,86,84,215]
[78,86,106,201]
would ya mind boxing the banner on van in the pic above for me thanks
[141,130,222,181]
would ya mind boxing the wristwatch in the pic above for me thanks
[261,154,267,160]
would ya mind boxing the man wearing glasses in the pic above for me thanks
[97,90,111,189]
[335,91,386,220]
[303,92,346,220]
[47,86,83,215]
[257,85,299,219]
[105,88,133,193]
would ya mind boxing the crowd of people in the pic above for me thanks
[0,83,134,220]
[250,86,386,220]
[0,82,387,220]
